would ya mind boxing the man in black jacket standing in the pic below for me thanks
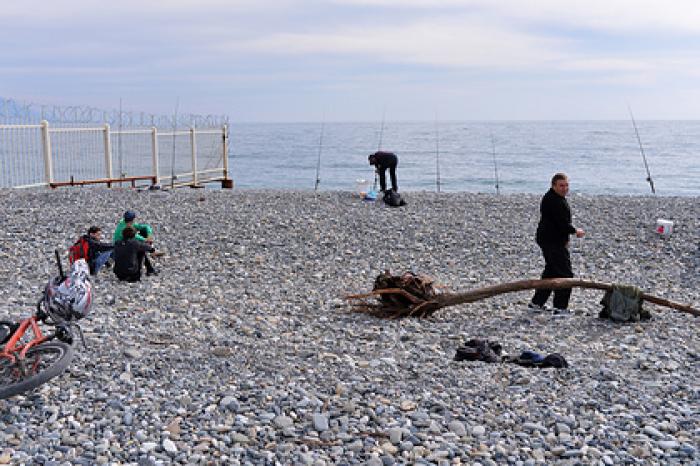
[529,173,585,314]
[368,151,399,193]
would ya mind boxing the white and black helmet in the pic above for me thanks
[45,259,93,320]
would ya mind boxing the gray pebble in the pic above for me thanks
[313,413,329,432]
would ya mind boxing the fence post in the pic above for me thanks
[190,126,198,186]
[151,126,160,185]
[103,123,113,180]
[40,120,54,186]
[221,124,233,188]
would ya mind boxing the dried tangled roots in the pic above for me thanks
[346,270,443,318]
[374,270,437,305]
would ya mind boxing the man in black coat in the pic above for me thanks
[529,173,585,314]
[368,151,399,192]
[113,226,156,282]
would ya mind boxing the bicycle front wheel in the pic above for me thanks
[0,341,75,399]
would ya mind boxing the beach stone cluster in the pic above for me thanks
[0,188,697,465]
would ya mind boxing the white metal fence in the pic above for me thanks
[0,97,231,189]
[0,121,231,189]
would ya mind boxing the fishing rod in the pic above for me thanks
[170,97,179,190]
[435,116,441,193]
[628,106,656,194]
[490,133,500,195]
[377,108,386,152]
[314,120,325,192]
[372,109,386,192]
[118,98,123,181]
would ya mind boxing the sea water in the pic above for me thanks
[229,120,700,196]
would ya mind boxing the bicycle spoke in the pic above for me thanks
[6,351,56,382]
[0,343,73,396]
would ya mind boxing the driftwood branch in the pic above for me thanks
[345,277,700,319]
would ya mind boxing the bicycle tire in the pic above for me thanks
[0,341,75,399]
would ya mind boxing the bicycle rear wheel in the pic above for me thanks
[0,341,75,399]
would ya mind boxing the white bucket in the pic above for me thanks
[355,179,370,198]
[656,219,674,237]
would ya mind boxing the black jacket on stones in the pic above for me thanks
[535,188,576,246]
[113,238,154,278]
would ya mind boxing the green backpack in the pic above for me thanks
[599,285,651,322]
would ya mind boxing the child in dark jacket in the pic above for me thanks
[79,226,114,275]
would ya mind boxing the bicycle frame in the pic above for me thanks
[0,252,78,399]
[0,315,51,365]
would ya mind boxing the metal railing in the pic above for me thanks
[0,121,232,189]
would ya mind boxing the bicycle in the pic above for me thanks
[0,250,92,399]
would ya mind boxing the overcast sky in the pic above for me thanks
[3,0,700,122]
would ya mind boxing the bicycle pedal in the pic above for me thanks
[56,325,74,345]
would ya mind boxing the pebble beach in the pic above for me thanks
[0,188,698,465]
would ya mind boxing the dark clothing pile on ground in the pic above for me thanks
[454,339,502,363]
[503,351,569,369]
[453,339,569,369]
[113,239,155,282]
[532,188,576,309]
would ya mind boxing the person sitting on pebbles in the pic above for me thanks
[113,226,157,282]
[113,210,158,276]
[80,226,114,276]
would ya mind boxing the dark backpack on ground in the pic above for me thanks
[383,190,406,207]
[68,237,90,265]
[599,285,650,322]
